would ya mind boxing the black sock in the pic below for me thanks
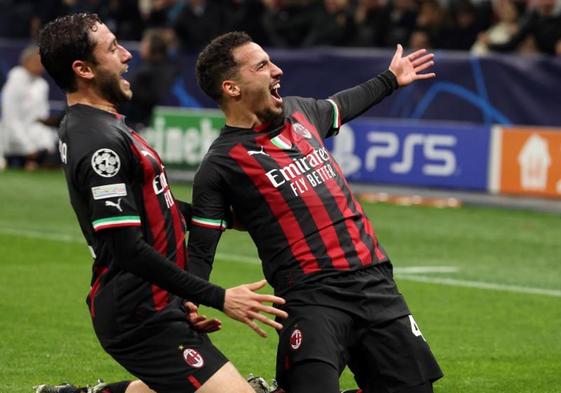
[99,381,132,393]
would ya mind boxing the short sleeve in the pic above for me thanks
[74,136,142,232]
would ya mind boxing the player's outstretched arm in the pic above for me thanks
[223,279,288,337]
[388,44,436,87]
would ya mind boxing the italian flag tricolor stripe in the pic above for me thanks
[271,134,291,150]
[326,99,341,129]
[92,216,141,231]
[192,216,226,230]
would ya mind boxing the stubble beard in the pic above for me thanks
[96,70,132,107]
[257,105,284,125]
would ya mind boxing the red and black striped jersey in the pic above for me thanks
[59,104,189,327]
[190,97,389,294]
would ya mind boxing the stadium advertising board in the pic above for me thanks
[325,120,491,190]
[142,107,224,170]
[491,126,561,199]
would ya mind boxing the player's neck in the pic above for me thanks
[67,91,118,115]
[223,106,264,130]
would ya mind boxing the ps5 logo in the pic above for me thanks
[365,132,457,176]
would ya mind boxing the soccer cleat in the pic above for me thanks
[86,380,108,393]
[247,374,270,393]
[341,389,362,393]
[33,383,84,393]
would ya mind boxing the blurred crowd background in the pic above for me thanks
[1,0,561,171]
[0,0,560,56]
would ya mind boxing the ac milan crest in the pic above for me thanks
[290,328,303,350]
[183,348,205,368]
[293,122,312,139]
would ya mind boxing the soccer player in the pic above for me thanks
[190,32,443,393]
[37,14,287,393]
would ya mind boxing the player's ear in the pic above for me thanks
[222,80,240,98]
[72,59,95,82]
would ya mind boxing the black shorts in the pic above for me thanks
[276,263,443,391]
[99,318,228,393]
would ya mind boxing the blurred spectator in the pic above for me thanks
[0,0,36,38]
[384,0,419,47]
[225,0,270,45]
[416,0,450,48]
[445,0,486,50]
[487,0,561,55]
[302,0,354,47]
[351,0,390,47]
[173,0,224,52]
[141,0,184,28]
[103,0,144,40]
[121,28,180,129]
[472,0,524,55]
[262,0,320,48]
[409,26,437,49]
[0,46,58,170]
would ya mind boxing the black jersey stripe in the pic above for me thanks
[258,130,353,271]
[328,145,386,262]
[286,117,369,268]
[229,143,321,275]
[292,112,378,265]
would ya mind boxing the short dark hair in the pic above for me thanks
[38,13,101,92]
[195,31,253,104]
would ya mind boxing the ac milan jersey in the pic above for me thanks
[59,104,187,328]
[190,97,389,294]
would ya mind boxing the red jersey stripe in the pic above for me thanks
[258,131,351,270]
[130,133,169,311]
[229,143,321,274]
[293,112,375,266]
[88,266,109,317]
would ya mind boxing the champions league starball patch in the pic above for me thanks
[91,148,121,177]
[183,348,205,368]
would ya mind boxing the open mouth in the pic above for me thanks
[120,67,130,87]
[270,82,282,104]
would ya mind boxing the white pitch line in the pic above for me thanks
[2,226,560,298]
[215,256,459,274]
[397,274,561,298]
[0,226,83,243]
[395,266,459,274]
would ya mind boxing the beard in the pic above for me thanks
[95,69,132,106]
[257,106,285,125]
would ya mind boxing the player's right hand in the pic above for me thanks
[223,279,288,337]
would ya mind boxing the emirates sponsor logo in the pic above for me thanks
[265,147,338,196]
[290,328,303,350]
[183,348,205,368]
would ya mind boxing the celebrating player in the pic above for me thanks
[190,32,443,393]
[37,14,287,393]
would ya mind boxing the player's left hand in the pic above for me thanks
[184,301,222,333]
[388,44,436,87]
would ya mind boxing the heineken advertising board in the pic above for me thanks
[143,107,225,170]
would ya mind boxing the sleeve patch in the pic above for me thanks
[326,99,341,129]
[191,216,227,231]
[91,148,121,177]
[92,215,141,231]
[91,183,127,200]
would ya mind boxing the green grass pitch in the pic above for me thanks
[1,169,560,392]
